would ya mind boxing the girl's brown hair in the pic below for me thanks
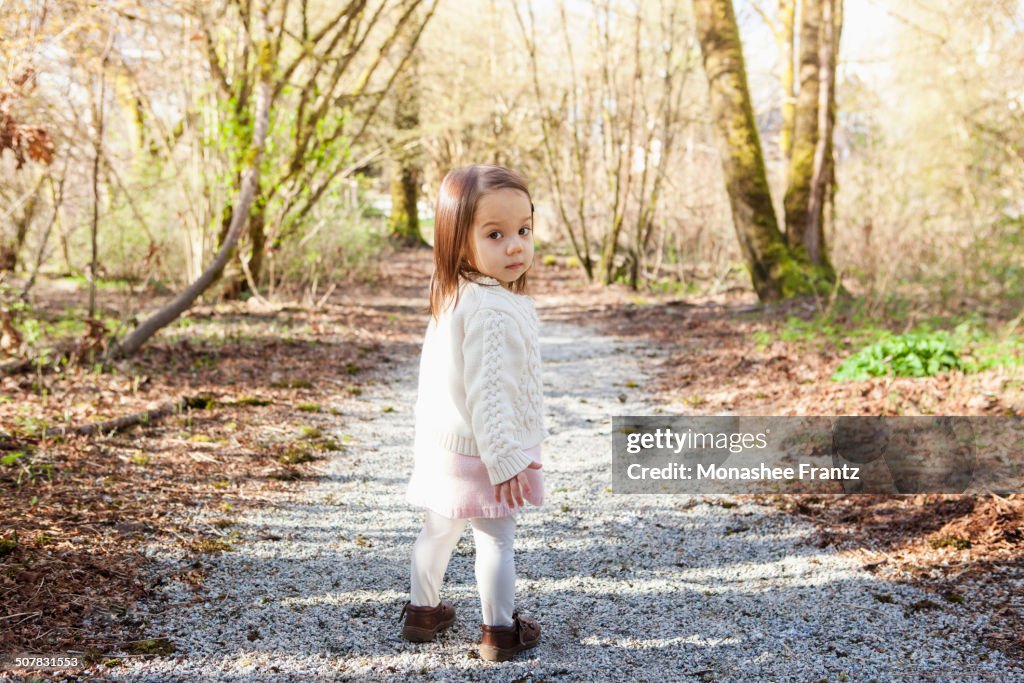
[428,164,533,318]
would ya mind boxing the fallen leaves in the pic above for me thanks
[0,251,432,659]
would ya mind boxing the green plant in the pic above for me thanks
[929,536,972,550]
[832,331,967,381]
[192,537,233,554]
[752,330,773,351]
[1,450,52,486]
[278,445,318,464]
[235,395,272,406]
[1,451,26,467]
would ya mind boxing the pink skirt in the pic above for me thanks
[407,443,544,519]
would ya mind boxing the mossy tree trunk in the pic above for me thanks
[782,0,839,278]
[693,0,825,301]
[783,0,821,251]
[389,167,422,245]
[245,187,267,289]
[387,14,424,247]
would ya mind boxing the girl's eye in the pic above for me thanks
[519,226,532,236]
[487,231,502,240]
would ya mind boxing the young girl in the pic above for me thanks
[401,164,546,662]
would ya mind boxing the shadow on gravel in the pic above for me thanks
[141,513,990,678]
[117,570,994,681]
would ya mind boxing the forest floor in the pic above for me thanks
[0,246,1022,678]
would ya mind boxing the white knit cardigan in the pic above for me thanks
[414,276,548,485]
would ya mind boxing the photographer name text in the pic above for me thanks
[626,462,860,481]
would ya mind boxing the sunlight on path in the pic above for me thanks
[106,318,1023,682]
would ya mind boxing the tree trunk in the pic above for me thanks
[89,67,107,319]
[387,9,423,246]
[389,165,422,245]
[779,0,797,165]
[23,173,65,298]
[783,0,821,252]
[213,197,243,299]
[110,35,273,359]
[246,190,267,289]
[1,183,40,272]
[232,175,265,296]
[693,0,816,301]
[806,0,841,269]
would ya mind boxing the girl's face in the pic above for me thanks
[465,188,534,285]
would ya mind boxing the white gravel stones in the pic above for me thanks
[102,318,1024,682]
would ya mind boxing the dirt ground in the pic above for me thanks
[1,245,1021,666]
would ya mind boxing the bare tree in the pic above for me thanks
[87,31,114,319]
[515,0,596,279]
[516,0,696,286]
[109,7,275,359]
[188,0,438,296]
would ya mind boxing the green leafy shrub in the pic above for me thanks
[832,332,967,381]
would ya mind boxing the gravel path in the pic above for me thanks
[105,317,1023,682]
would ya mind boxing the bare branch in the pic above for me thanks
[751,1,782,42]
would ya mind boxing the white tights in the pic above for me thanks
[410,509,516,627]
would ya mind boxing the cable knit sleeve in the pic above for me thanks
[462,308,536,486]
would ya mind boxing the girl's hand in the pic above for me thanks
[494,461,543,508]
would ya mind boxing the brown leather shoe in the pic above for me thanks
[399,600,456,642]
[478,611,541,662]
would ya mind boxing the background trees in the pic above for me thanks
[190,0,437,297]
[3,0,438,357]
[2,0,1023,353]
[515,0,700,287]
[832,0,1024,307]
